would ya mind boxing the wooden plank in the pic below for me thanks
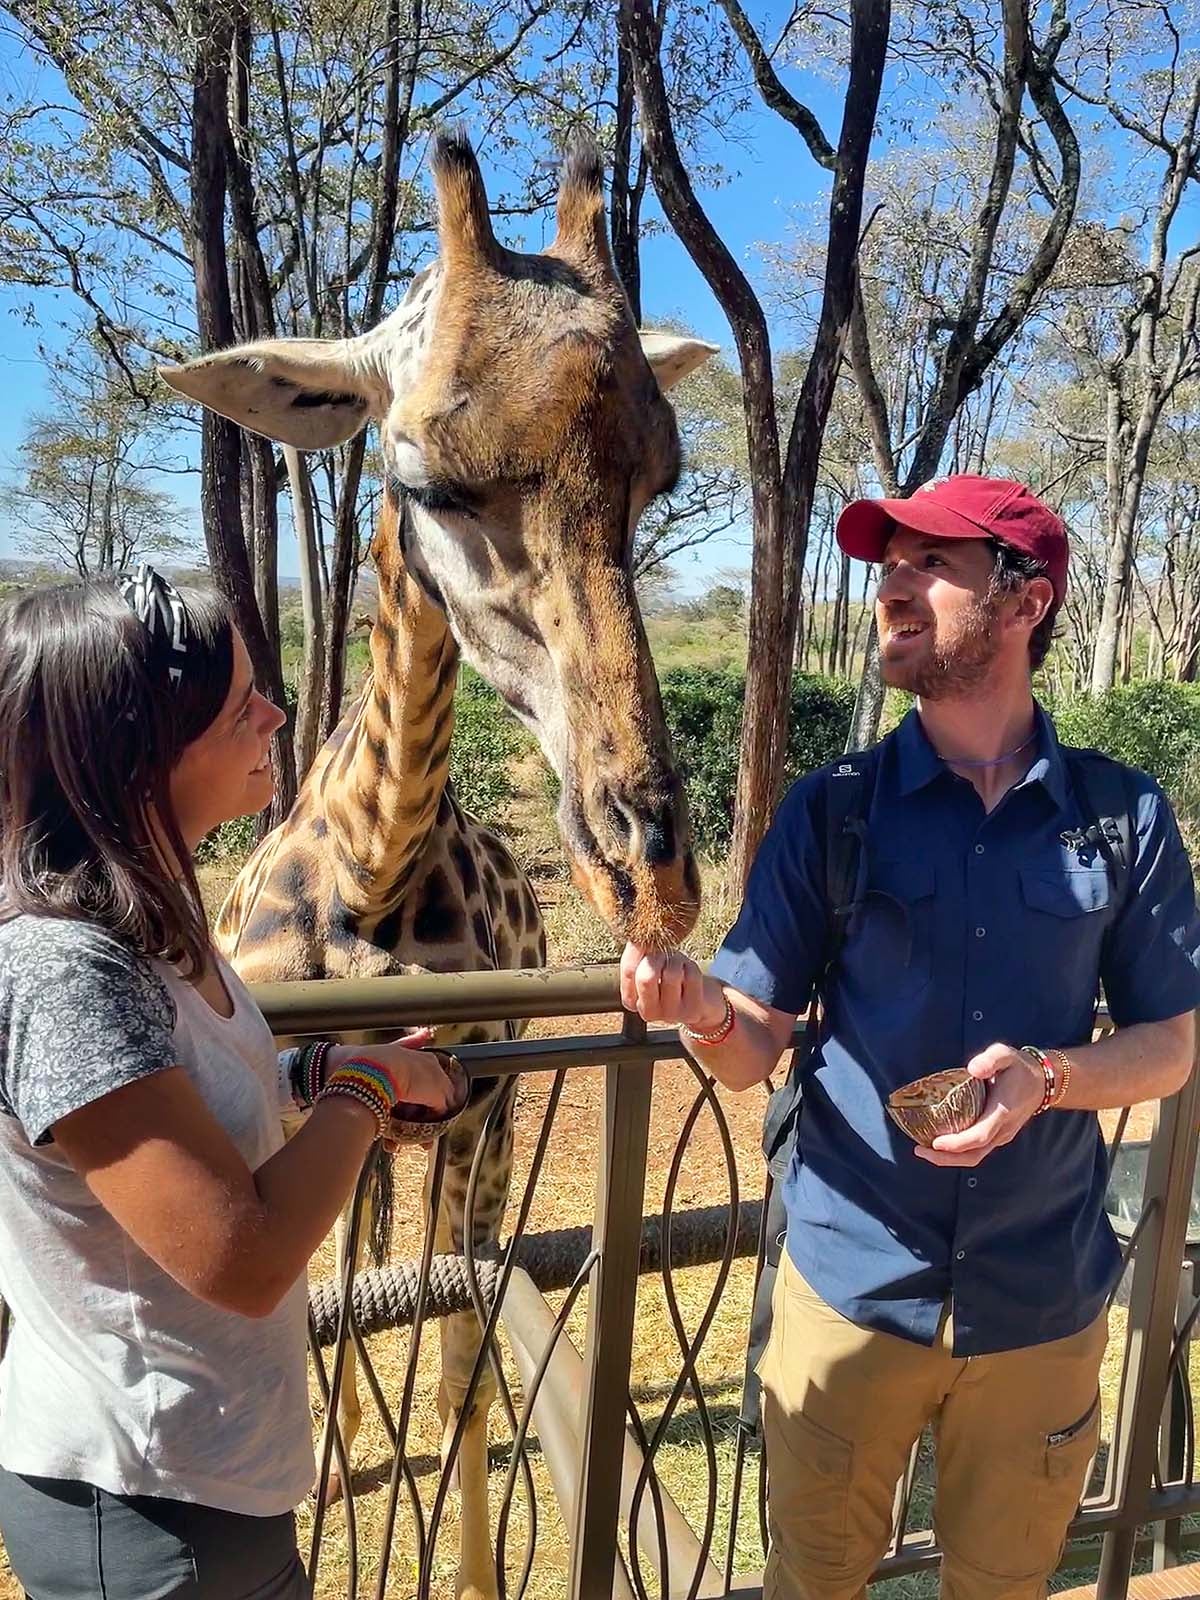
[1055,1562,1200,1599]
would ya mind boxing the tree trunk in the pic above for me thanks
[318,0,408,742]
[610,38,642,324]
[249,440,281,666]
[848,621,885,749]
[189,0,294,823]
[99,456,118,571]
[285,446,327,777]
[834,549,851,675]
[320,434,368,741]
[620,0,783,887]
[730,0,890,883]
[842,0,1080,744]
[1090,390,1161,694]
[227,1,284,697]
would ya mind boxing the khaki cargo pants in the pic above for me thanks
[759,1250,1106,1600]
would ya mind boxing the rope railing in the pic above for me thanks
[307,1200,765,1345]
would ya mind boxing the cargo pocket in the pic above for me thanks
[1028,1392,1101,1571]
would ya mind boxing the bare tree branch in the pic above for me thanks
[714,0,837,168]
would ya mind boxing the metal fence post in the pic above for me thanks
[1097,1016,1200,1600]
[1151,1257,1197,1571]
[569,1012,654,1600]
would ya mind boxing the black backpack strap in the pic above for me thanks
[739,746,881,1437]
[760,749,881,1172]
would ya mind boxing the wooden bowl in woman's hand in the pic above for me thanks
[385,1050,471,1147]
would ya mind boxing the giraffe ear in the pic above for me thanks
[158,339,384,451]
[640,331,720,391]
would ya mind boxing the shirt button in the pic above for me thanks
[975,926,986,938]
[975,844,985,855]
[956,1249,966,1260]
[972,1010,983,1022]
[967,1177,978,1189]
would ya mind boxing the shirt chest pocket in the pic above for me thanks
[1019,866,1111,918]
[846,859,936,996]
[1018,864,1112,989]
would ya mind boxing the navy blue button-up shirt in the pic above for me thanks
[710,707,1200,1356]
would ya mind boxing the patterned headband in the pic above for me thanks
[117,563,190,689]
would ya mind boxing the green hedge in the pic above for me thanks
[197,670,1200,866]
[447,664,522,824]
[660,667,856,855]
[1052,680,1200,797]
[194,813,260,864]
[435,664,856,853]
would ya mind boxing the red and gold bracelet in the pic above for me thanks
[1020,1045,1057,1116]
[681,995,736,1048]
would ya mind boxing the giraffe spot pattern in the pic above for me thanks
[450,837,480,900]
[412,866,466,946]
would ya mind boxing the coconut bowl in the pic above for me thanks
[385,1050,471,1146]
[886,1067,985,1145]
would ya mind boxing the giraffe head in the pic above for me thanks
[161,135,715,948]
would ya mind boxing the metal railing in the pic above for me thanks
[251,968,1200,1600]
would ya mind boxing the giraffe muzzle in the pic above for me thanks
[560,778,700,948]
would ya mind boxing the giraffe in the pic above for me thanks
[160,133,714,1600]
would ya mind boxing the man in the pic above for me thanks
[621,476,1200,1600]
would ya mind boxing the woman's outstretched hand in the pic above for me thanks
[328,1028,458,1115]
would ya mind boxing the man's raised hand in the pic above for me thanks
[619,942,727,1032]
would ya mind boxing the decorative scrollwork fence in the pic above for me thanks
[248,970,1200,1600]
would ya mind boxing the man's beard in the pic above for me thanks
[880,591,1002,699]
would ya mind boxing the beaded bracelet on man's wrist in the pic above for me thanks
[680,995,736,1048]
[1019,1045,1057,1116]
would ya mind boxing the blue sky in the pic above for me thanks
[0,21,844,589]
[0,17,1194,595]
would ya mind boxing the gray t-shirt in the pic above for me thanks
[0,915,313,1515]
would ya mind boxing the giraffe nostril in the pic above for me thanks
[598,788,678,866]
[643,804,676,866]
[603,792,634,851]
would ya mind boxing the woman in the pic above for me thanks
[0,567,457,1597]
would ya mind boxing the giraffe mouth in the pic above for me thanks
[558,786,700,948]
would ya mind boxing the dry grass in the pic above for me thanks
[285,1090,1167,1600]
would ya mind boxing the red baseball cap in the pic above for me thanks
[836,475,1069,604]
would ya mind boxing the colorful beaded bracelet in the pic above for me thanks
[317,1076,392,1137]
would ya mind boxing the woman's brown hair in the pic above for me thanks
[0,577,235,975]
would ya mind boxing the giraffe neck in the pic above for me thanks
[321,495,460,913]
